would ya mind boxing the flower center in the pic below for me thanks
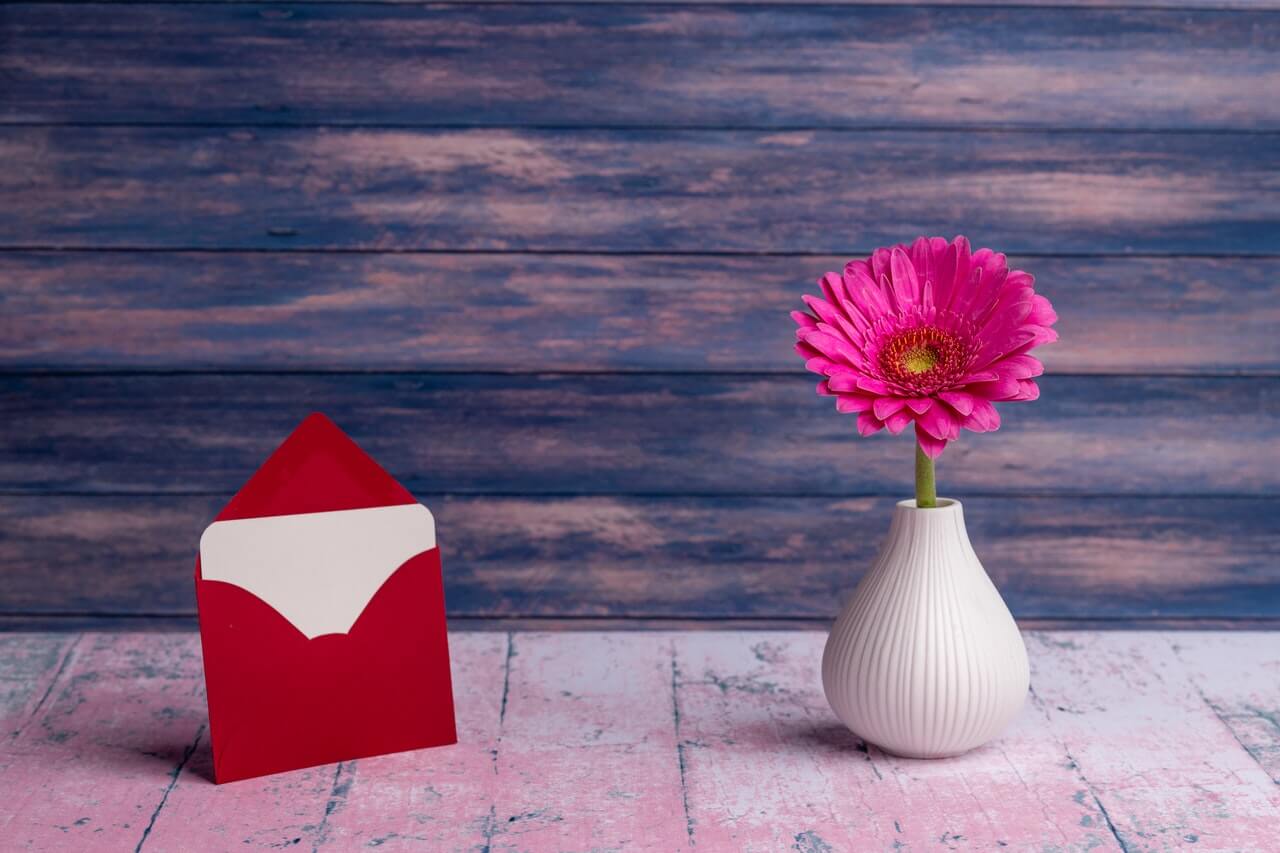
[902,345,940,374]
[879,325,968,391]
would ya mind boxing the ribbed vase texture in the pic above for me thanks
[822,499,1029,758]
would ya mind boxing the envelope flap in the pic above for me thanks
[218,412,416,522]
[200,504,436,639]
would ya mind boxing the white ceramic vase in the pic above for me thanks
[822,498,1029,758]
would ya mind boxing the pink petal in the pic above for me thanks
[843,258,874,282]
[969,374,1021,400]
[837,297,873,334]
[1029,325,1059,346]
[842,265,890,316]
[938,390,975,416]
[915,424,948,459]
[873,396,907,420]
[826,373,860,392]
[869,247,893,285]
[856,376,892,395]
[835,393,876,413]
[910,237,935,293]
[905,397,933,415]
[816,381,833,396]
[948,237,973,296]
[964,397,1002,433]
[1027,293,1058,326]
[790,310,819,331]
[804,356,840,375]
[889,247,921,307]
[832,314,868,353]
[884,409,914,434]
[918,402,960,441]
[1015,379,1041,401]
[800,330,859,366]
[1001,354,1045,379]
[818,271,849,311]
[802,294,843,329]
[795,343,840,375]
[857,411,884,436]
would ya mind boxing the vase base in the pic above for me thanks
[866,741,983,760]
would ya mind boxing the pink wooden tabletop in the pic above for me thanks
[1,631,1277,852]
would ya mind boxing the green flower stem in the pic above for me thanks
[915,444,937,508]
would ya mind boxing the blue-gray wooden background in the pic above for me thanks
[1,0,1277,629]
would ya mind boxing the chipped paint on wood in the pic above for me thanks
[1167,633,1280,785]
[0,634,77,728]
[311,632,507,850]
[1,631,1278,850]
[0,634,206,849]
[674,633,1117,849]
[1029,632,1280,850]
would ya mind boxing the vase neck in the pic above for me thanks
[886,498,972,551]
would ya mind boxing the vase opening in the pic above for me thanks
[897,497,959,512]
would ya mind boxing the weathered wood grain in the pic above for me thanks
[7,5,1279,130]
[2,495,1277,621]
[298,633,506,850]
[3,632,1276,851]
[0,634,206,850]
[1169,633,1280,785]
[3,127,1276,253]
[675,632,1118,849]
[140,632,507,850]
[2,374,1274,496]
[1029,632,1280,849]
[0,634,75,727]
[476,633,688,851]
[14,0,1276,7]
[4,252,1277,374]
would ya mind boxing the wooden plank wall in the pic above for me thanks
[0,0,1277,629]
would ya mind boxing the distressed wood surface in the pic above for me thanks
[4,127,1277,254]
[2,495,1278,623]
[675,633,1117,848]
[13,0,1277,7]
[4,252,1278,375]
[1,631,1278,851]
[3,374,1275,497]
[3,0,1277,631]
[7,5,1279,130]
[1029,632,1280,849]
[1171,634,1280,784]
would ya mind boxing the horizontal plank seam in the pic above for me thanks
[2,490,1276,500]
[5,122,1280,135]
[3,490,1277,500]
[6,612,1280,623]
[7,369,1278,378]
[2,369,1274,379]
[4,247,1279,260]
[5,1,1277,11]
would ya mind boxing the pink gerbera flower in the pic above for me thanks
[792,236,1058,462]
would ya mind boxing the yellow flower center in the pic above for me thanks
[902,345,940,374]
[878,324,971,393]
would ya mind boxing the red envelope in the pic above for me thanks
[195,413,457,783]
